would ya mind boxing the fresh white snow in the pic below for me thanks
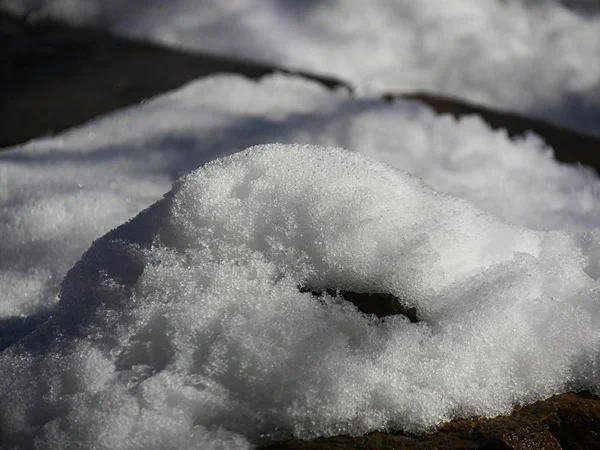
[1,74,600,448]
[2,0,599,133]
[2,143,600,449]
[2,74,600,320]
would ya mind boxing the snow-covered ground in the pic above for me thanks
[1,75,600,449]
[2,0,600,134]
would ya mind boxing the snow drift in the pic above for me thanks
[2,74,600,325]
[1,144,599,449]
[2,0,600,133]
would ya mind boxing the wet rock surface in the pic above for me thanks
[261,392,600,450]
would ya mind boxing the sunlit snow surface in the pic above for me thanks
[2,75,600,448]
[2,75,600,319]
[2,0,600,133]
[2,143,600,449]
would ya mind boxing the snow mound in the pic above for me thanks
[2,73,600,335]
[1,144,599,449]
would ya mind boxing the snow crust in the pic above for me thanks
[2,0,600,133]
[2,144,600,449]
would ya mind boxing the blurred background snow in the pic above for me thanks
[2,0,600,133]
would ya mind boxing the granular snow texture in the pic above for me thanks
[1,144,599,450]
[2,74,600,323]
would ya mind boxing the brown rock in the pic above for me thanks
[260,392,600,450]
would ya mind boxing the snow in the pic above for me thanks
[2,74,600,320]
[2,0,600,134]
[1,74,600,448]
[2,143,600,449]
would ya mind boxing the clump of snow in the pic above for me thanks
[2,74,600,324]
[2,0,600,133]
[1,144,599,449]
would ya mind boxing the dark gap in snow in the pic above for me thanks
[0,310,52,351]
[301,287,419,322]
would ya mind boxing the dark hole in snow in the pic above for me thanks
[301,287,419,322]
